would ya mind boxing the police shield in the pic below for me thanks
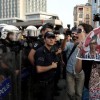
[0,52,14,98]
[0,52,16,100]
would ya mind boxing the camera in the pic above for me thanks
[67,24,70,30]
[93,14,100,21]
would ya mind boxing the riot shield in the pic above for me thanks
[0,52,16,100]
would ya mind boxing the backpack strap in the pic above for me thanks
[67,42,79,61]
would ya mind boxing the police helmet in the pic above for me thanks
[0,24,8,37]
[37,26,43,35]
[25,25,38,37]
[58,34,65,40]
[55,33,65,41]
[1,25,20,41]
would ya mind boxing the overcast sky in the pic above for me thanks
[47,0,88,28]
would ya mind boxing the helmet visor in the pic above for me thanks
[9,31,21,41]
[24,30,38,37]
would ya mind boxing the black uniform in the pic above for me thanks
[34,46,58,100]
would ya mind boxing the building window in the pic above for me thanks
[86,21,89,24]
[87,8,89,11]
[79,14,83,18]
[86,14,89,18]
[79,21,82,24]
[78,8,83,13]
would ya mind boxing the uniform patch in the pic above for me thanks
[38,57,44,61]
[34,43,38,48]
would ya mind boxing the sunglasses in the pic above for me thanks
[77,28,84,34]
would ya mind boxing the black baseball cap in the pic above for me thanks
[44,32,55,38]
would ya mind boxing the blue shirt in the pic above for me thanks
[64,42,78,74]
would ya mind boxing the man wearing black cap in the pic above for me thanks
[34,32,58,100]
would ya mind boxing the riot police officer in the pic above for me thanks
[0,25,21,100]
[21,25,38,100]
[0,25,21,75]
[0,24,9,79]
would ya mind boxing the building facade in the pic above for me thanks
[0,0,25,24]
[88,0,100,27]
[25,12,59,21]
[26,0,46,13]
[0,0,47,24]
[73,3,92,27]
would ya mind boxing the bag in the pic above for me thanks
[89,63,100,100]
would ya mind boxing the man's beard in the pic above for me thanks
[72,36,78,41]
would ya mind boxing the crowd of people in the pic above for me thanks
[0,22,100,100]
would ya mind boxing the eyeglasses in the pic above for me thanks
[77,28,84,34]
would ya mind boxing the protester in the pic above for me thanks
[84,37,100,60]
[76,26,100,100]
[61,29,84,100]
[75,23,94,100]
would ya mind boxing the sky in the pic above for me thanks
[47,0,88,28]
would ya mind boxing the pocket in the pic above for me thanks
[79,70,84,74]
[76,70,84,75]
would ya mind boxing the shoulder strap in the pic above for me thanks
[67,42,79,61]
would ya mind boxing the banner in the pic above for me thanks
[77,27,100,61]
